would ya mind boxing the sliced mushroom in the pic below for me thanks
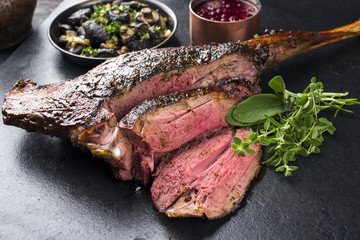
[68,8,92,25]
[58,36,68,48]
[100,41,119,49]
[132,22,150,36]
[134,22,149,31]
[149,29,160,42]
[129,22,137,28]
[107,9,130,23]
[58,24,74,33]
[94,48,119,58]
[83,21,110,48]
[77,26,86,39]
[61,30,90,46]
[120,27,138,44]
[127,39,152,51]
[72,45,83,55]
[118,45,129,54]
[137,8,160,25]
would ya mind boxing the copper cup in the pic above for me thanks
[189,0,261,45]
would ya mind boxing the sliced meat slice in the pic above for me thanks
[120,82,260,184]
[151,128,261,219]
[121,81,259,152]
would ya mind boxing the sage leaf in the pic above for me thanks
[225,106,248,126]
[232,94,287,124]
[268,76,286,99]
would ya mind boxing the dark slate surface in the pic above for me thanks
[0,0,359,239]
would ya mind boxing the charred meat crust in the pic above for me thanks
[105,43,264,90]
[2,42,264,136]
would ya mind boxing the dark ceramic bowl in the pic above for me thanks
[48,0,177,67]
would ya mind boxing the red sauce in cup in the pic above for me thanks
[193,0,258,22]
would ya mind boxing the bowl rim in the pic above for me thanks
[48,0,178,62]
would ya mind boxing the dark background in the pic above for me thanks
[0,0,359,239]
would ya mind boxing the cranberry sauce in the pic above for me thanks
[193,0,258,22]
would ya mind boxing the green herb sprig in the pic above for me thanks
[91,5,107,23]
[81,46,98,56]
[227,76,360,177]
[119,4,131,12]
[141,33,150,40]
[104,20,122,34]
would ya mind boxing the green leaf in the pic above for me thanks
[259,138,271,146]
[233,137,242,145]
[309,138,322,147]
[287,166,299,171]
[262,154,277,164]
[318,117,331,126]
[231,94,287,124]
[269,118,283,128]
[295,95,308,106]
[259,129,266,134]
[284,169,293,177]
[283,152,295,162]
[238,150,246,157]
[231,144,239,150]
[276,166,286,172]
[268,137,279,144]
[327,125,336,135]
[304,114,314,128]
[248,132,258,141]
[299,147,308,156]
[268,76,286,99]
[226,106,247,126]
[240,142,249,149]
[312,146,321,154]
[264,118,271,130]
[311,128,319,138]
[245,147,256,155]
[268,146,277,154]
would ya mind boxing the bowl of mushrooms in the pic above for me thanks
[48,0,177,67]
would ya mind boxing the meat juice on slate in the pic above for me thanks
[193,0,258,22]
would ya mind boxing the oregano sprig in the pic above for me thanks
[226,76,360,177]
